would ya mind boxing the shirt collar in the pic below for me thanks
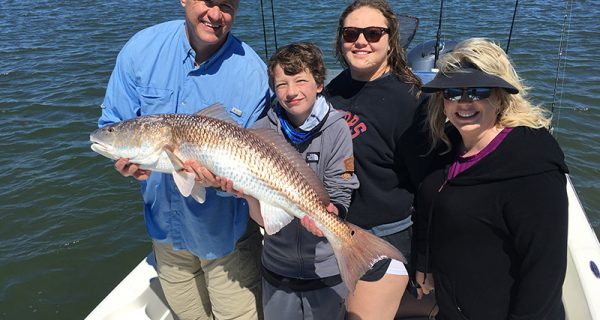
[180,24,234,69]
[298,95,330,131]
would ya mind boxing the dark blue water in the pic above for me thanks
[1,1,598,319]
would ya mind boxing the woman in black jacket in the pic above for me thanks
[415,38,568,320]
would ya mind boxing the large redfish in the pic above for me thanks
[90,104,406,291]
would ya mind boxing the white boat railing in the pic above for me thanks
[563,175,600,320]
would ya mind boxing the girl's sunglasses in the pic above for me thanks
[340,27,390,43]
[442,87,492,102]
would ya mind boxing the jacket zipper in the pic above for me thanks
[436,176,470,319]
[296,222,304,277]
[438,179,448,192]
[423,175,449,280]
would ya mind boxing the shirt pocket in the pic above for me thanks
[136,86,174,115]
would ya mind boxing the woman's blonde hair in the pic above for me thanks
[427,38,552,153]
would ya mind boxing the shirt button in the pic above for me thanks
[181,101,186,106]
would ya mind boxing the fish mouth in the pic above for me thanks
[90,136,118,160]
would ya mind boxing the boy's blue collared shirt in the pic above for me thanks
[99,20,272,259]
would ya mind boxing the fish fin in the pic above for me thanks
[250,128,330,204]
[259,201,294,235]
[164,145,206,203]
[172,171,196,197]
[190,184,206,203]
[195,103,239,125]
[163,145,185,171]
[331,223,407,292]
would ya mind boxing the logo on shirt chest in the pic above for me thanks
[230,107,243,117]
[306,152,320,163]
[344,111,367,139]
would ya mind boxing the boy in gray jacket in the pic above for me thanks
[244,42,359,319]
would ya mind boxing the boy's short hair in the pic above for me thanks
[267,42,326,90]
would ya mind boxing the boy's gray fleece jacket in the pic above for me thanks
[253,102,359,279]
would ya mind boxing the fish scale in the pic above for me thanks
[90,104,406,291]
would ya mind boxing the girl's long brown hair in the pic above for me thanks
[334,0,422,93]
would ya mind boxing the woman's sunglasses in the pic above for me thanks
[340,27,390,43]
[442,87,492,102]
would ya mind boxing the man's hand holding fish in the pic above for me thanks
[114,158,151,181]
[182,159,220,188]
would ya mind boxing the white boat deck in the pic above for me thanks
[85,254,174,320]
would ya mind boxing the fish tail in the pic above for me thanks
[332,223,407,292]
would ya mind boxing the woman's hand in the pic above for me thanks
[114,158,151,180]
[415,271,435,300]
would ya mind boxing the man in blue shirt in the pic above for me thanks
[98,1,271,319]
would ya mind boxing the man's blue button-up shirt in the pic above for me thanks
[99,20,271,259]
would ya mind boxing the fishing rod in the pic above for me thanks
[270,0,279,52]
[504,0,581,117]
[551,0,574,114]
[259,0,279,61]
[259,0,269,60]
[433,0,445,69]
[505,0,519,53]
[550,0,577,133]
